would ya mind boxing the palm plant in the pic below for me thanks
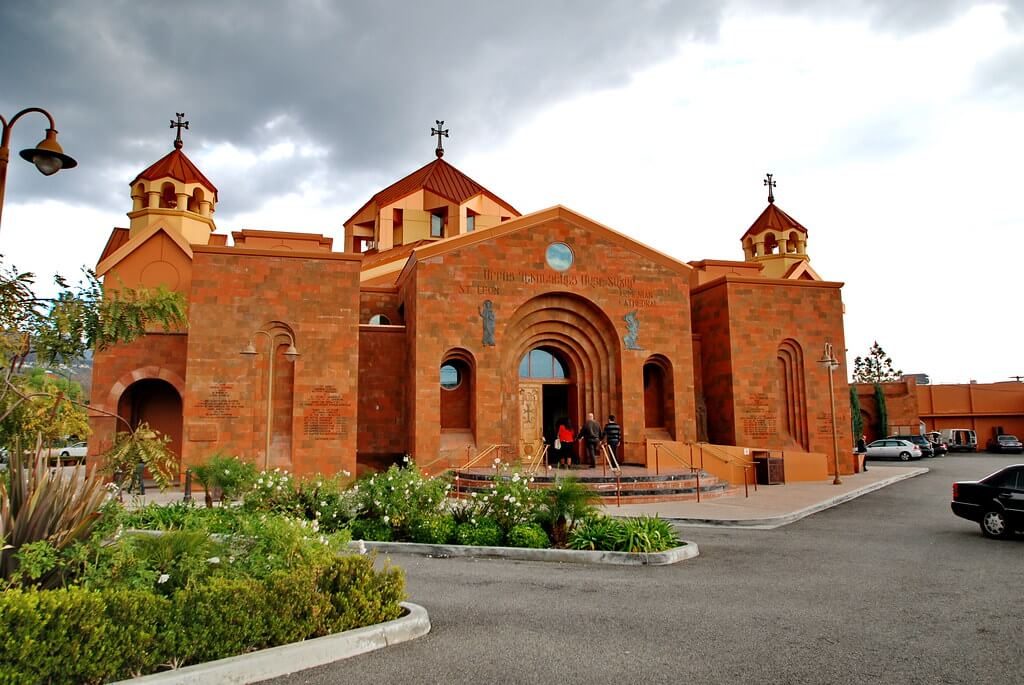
[0,443,108,588]
[534,476,600,547]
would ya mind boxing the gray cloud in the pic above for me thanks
[0,0,1001,221]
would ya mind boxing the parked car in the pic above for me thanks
[987,435,1023,454]
[44,441,88,465]
[865,439,922,461]
[888,434,935,457]
[951,463,1024,538]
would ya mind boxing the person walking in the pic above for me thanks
[556,421,575,468]
[577,412,602,467]
[602,414,622,465]
[856,434,868,472]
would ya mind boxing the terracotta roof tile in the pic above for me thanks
[97,227,130,266]
[131,148,218,200]
[345,158,518,226]
[741,203,808,240]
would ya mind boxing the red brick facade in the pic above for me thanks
[89,149,858,481]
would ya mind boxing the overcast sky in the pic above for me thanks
[1,0,1021,384]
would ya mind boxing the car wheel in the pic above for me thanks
[980,509,1011,539]
[899,451,911,461]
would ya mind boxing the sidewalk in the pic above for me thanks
[600,465,928,529]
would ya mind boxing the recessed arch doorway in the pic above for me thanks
[518,346,575,461]
[117,378,183,480]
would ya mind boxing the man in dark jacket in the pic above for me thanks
[603,414,622,464]
[577,412,602,467]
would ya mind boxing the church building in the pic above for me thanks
[88,119,854,484]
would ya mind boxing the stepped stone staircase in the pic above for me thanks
[452,465,738,504]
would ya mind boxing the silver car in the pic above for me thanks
[866,439,922,461]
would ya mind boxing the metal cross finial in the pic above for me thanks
[764,172,776,204]
[431,120,449,158]
[170,112,189,150]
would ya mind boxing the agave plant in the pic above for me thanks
[0,442,108,588]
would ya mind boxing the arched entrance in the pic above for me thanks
[643,355,675,439]
[518,347,574,459]
[117,378,183,478]
[501,292,621,460]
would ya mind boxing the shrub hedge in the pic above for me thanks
[0,555,404,685]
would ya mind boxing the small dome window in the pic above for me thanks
[369,314,391,325]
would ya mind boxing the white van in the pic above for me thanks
[939,429,977,452]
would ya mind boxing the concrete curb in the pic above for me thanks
[350,540,699,565]
[112,602,430,685]
[663,467,929,530]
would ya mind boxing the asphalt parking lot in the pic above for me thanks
[273,453,1023,685]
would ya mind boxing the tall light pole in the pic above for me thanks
[818,342,842,485]
[0,107,77,229]
[241,330,299,470]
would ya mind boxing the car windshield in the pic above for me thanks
[998,436,1018,442]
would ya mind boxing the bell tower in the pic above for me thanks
[740,173,816,280]
[127,113,218,245]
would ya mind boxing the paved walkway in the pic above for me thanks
[600,464,928,528]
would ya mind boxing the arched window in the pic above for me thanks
[369,314,391,325]
[441,350,474,431]
[643,355,675,436]
[777,339,809,450]
[159,182,177,209]
[518,348,568,379]
[188,188,205,213]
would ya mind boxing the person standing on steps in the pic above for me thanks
[577,412,602,467]
[556,420,575,469]
[602,414,622,466]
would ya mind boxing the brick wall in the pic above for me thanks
[357,326,408,456]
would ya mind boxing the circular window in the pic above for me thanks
[545,242,574,272]
[440,363,461,390]
[369,314,391,325]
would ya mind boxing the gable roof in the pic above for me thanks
[782,260,822,281]
[344,158,518,226]
[741,203,808,240]
[98,227,131,264]
[394,205,692,287]
[96,223,194,277]
[131,148,219,200]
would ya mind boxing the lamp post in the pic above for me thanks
[818,342,842,485]
[0,107,77,229]
[241,330,299,470]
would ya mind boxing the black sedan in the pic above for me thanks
[951,464,1024,539]
[987,435,1023,454]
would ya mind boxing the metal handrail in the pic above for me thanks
[689,442,757,498]
[599,442,622,507]
[524,443,549,475]
[651,441,701,502]
[453,444,509,498]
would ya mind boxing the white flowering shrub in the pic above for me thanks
[352,458,451,540]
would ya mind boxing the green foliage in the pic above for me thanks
[455,516,503,546]
[409,512,456,544]
[850,385,864,442]
[243,468,297,513]
[615,515,682,553]
[350,517,393,541]
[0,448,108,588]
[102,422,179,491]
[190,452,258,504]
[351,460,450,539]
[0,553,404,684]
[0,368,89,450]
[567,515,624,551]
[506,522,550,548]
[852,341,903,384]
[874,383,888,437]
[534,475,600,547]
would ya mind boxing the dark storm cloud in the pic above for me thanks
[0,0,724,215]
[0,0,997,220]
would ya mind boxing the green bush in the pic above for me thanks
[410,512,456,544]
[350,517,393,541]
[352,460,451,540]
[191,452,259,505]
[567,515,623,551]
[0,555,404,684]
[615,515,682,553]
[506,522,550,548]
[455,517,503,546]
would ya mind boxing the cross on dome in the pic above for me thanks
[431,120,449,158]
[764,172,776,204]
[170,112,190,150]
